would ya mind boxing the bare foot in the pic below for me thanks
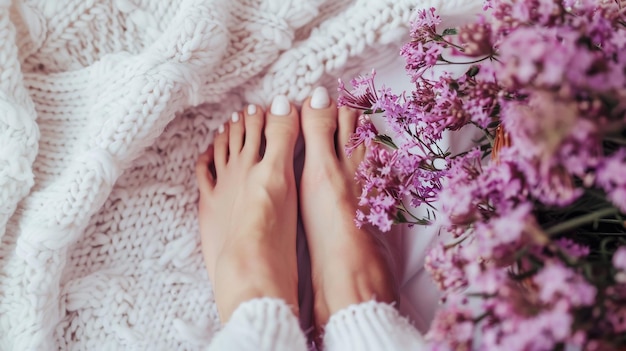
[196,96,300,322]
[299,87,398,332]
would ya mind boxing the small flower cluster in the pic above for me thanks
[339,0,626,350]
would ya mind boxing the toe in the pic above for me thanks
[196,145,216,195]
[337,107,359,160]
[242,104,264,159]
[263,95,300,165]
[214,123,229,170]
[228,111,245,156]
[301,86,338,158]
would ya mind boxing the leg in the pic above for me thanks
[197,97,306,350]
[300,87,425,350]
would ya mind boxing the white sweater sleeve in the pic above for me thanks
[207,298,308,351]
[323,301,425,351]
[207,298,425,351]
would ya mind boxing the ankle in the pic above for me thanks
[213,245,299,320]
[317,252,398,316]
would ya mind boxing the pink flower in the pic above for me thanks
[366,206,394,232]
[426,304,474,350]
[337,70,379,110]
[554,238,590,259]
[497,26,594,88]
[613,247,626,271]
[344,1,626,348]
[482,298,576,351]
[456,20,494,57]
[596,149,626,212]
[471,203,535,261]
[344,118,377,157]
[533,261,596,307]
[425,244,469,292]
[607,306,626,334]
[410,7,441,40]
[401,41,442,81]
[465,265,507,295]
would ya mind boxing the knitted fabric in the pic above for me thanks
[323,300,424,350]
[207,298,423,351]
[207,298,307,351]
[0,0,475,349]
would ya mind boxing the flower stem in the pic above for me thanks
[604,136,626,145]
[597,219,626,226]
[431,35,465,51]
[374,134,398,149]
[436,55,493,66]
[473,312,489,323]
[470,121,495,147]
[444,233,470,249]
[545,207,621,236]
[398,201,432,225]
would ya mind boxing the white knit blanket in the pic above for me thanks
[0,0,476,349]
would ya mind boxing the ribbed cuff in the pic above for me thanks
[323,301,424,351]
[207,298,307,351]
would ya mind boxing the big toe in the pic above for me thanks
[263,95,300,166]
[301,87,338,159]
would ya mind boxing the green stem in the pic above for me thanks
[431,35,465,51]
[397,203,419,221]
[444,232,471,249]
[374,135,398,150]
[408,192,438,211]
[473,312,489,323]
[450,150,470,159]
[437,55,493,66]
[490,55,502,64]
[596,219,626,225]
[545,207,621,236]
[397,201,433,225]
[585,188,611,202]
[469,121,495,147]
[604,136,626,145]
[510,267,540,281]
[403,219,431,226]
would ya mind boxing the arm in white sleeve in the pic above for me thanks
[323,301,425,351]
[207,298,308,351]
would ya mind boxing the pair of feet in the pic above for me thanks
[195,87,396,335]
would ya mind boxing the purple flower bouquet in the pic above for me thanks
[339,1,626,349]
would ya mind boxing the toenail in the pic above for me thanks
[270,95,291,116]
[310,86,330,109]
[231,111,240,123]
[218,124,225,134]
[247,104,257,115]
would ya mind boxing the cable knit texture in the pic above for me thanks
[0,0,477,349]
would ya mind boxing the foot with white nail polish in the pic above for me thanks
[195,96,301,322]
[300,87,398,334]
